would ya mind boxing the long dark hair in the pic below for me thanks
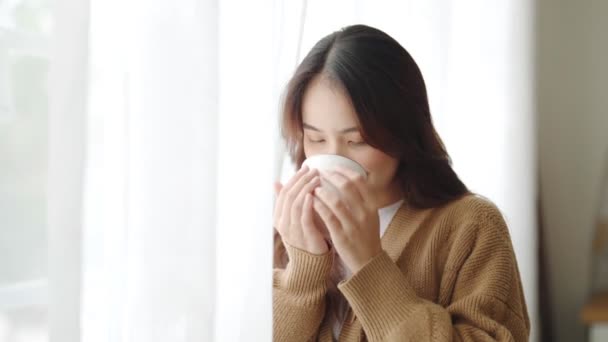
[274,24,470,332]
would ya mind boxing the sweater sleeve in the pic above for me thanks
[337,202,530,342]
[273,243,334,341]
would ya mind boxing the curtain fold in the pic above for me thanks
[214,0,307,339]
[82,0,219,341]
[48,0,89,340]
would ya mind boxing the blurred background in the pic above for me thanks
[1,0,607,341]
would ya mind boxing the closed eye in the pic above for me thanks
[349,141,366,146]
[306,137,366,145]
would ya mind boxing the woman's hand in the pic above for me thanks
[273,165,329,255]
[312,166,382,273]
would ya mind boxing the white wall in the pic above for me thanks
[537,0,608,341]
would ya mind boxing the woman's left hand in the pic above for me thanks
[312,166,383,273]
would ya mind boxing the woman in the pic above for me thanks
[272,24,530,341]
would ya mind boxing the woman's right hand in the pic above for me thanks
[273,165,329,255]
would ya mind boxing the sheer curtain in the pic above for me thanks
[48,0,88,340]
[47,0,537,341]
[81,0,219,340]
[214,0,308,340]
[49,0,295,341]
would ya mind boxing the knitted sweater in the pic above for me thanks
[273,193,530,341]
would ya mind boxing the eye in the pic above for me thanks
[307,137,325,143]
[348,140,367,146]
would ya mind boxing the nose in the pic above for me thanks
[325,142,351,160]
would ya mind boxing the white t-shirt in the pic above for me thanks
[332,198,405,340]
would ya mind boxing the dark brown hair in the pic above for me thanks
[274,24,470,332]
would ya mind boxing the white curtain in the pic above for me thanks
[47,0,537,341]
[81,0,220,341]
[48,0,88,340]
[49,0,292,341]
[214,0,308,340]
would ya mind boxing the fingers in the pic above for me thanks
[312,194,344,243]
[301,193,314,228]
[273,165,332,255]
[281,168,317,222]
[319,170,365,215]
[313,186,357,234]
[274,166,309,228]
[290,174,320,224]
[272,181,284,227]
[301,193,321,239]
[276,166,308,204]
[273,181,283,197]
[334,166,371,205]
[288,165,309,187]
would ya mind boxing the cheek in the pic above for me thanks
[303,141,315,158]
[356,151,398,184]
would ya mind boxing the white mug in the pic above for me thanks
[302,154,367,194]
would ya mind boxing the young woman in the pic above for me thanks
[272,24,530,341]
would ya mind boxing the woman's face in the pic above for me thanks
[301,76,402,207]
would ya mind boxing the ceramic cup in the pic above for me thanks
[302,154,367,193]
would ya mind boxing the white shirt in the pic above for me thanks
[378,198,405,238]
[332,198,405,340]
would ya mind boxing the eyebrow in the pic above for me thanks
[303,123,359,134]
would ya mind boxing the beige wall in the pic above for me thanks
[537,0,608,341]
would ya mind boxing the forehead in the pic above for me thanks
[301,76,360,131]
